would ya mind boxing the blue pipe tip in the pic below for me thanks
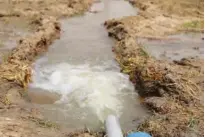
[127,132,151,137]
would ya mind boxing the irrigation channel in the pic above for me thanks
[28,0,148,131]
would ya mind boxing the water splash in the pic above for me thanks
[30,62,135,121]
[28,0,146,130]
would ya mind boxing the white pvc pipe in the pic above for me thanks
[105,115,123,137]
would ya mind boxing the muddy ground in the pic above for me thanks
[105,0,204,136]
[0,0,95,136]
[0,0,204,137]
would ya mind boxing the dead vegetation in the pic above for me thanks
[0,0,94,136]
[0,0,93,100]
[104,3,204,135]
[113,0,204,38]
[0,0,93,90]
[0,0,203,136]
[0,0,93,19]
[130,0,203,17]
[0,17,60,89]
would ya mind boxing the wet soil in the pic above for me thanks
[27,0,147,132]
[0,18,30,63]
[0,0,203,136]
[104,0,204,136]
[138,33,204,61]
[106,21,204,137]
[109,0,203,38]
[0,0,94,137]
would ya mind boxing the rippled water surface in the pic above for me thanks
[28,0,147,131]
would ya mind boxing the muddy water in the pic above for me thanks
[138,33,204,61]
[28,0,147,131]
[0,19,30,63]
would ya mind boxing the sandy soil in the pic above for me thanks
[104,0,204,136]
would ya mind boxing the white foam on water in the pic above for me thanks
[30,62,135,121]
[28,0,144,130]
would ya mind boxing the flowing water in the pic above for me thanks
[28,0,147,131]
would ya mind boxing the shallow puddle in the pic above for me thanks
[0,18,30,63]
[28,0,147,131]
[138,33,204,61]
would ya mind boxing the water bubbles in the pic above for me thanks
[30,62,135,122]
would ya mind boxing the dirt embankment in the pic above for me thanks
[0,0,92,19]
[105,0,204,136]
[111,0,203,38]
[0,0,93,136]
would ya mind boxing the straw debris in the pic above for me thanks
[105,11,204,136]
[0,17,60,88]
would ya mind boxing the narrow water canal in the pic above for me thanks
[28,0,147,131]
